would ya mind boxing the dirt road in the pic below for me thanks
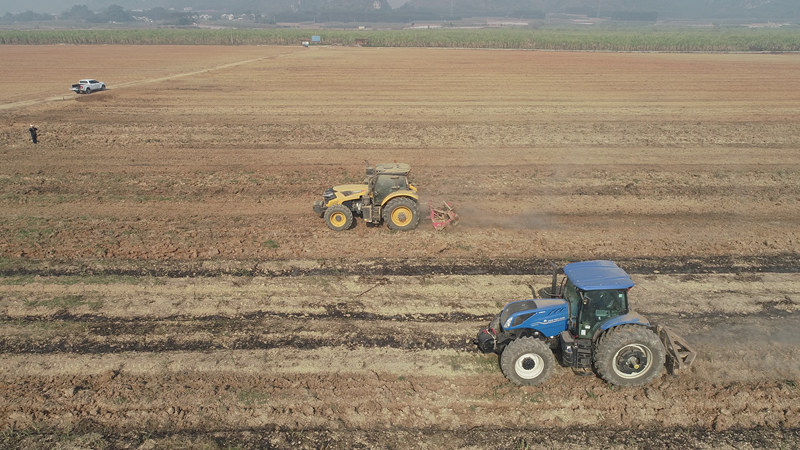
[0,45,798,448]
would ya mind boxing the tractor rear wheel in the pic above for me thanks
[594,325,665,387]
[324,205,353,231]
[382,197,419,231]
[500,337,555,386]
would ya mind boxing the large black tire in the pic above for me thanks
[382,197,419,231]
[84,88,91,94]
[594,325,665,387]
[324,205,353,231]
[500,337,555,386]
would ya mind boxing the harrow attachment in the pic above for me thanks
[429,201,459,230]
[655,324,697,374]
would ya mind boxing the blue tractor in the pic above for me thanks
[475,260,696,387]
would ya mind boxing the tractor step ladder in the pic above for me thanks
[656,324,697,374]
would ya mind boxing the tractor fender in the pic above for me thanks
[380,190,419,206]
[598,312,650,334]
[495,328,552,354]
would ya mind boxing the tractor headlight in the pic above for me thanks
[322,188,336,203]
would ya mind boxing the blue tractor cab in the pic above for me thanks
[563,260,648,340]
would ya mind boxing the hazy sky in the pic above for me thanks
[5,1,414,15]
[1,1,107,14]
[1,1,216,14]
[2,1,407,15]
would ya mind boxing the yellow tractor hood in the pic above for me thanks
[331,184,368,196]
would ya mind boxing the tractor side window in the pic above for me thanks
[373,175,407,203]
[374,175,392,194]
[373,175,394,204]
[389,175,408,190]
[583,289,627,320]
[613,290,628,316]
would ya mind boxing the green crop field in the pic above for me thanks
[1,27,798,51]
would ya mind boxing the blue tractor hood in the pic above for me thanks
[500,298,569,338]
[563,260,634,291]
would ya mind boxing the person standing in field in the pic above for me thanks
[29,124,38,144]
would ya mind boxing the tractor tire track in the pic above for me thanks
[0,53,290,112]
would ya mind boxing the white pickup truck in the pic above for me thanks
[71,79,106,94]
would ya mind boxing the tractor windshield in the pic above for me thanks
[576,289,629,339]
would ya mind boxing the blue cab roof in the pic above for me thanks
[563,260,634,291]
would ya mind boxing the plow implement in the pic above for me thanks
[429,201,459,230]
[655,324,697,374]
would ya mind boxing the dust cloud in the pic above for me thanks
[454,204,557,230]
[689,314,800,382]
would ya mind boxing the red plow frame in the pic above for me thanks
[429,201,459,230]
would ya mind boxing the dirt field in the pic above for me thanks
[0,45,798,448]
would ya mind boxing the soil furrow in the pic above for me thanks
[1,371,798,435]
[2,310,488,325]
[0,253,798,278]
[0,332,471,354]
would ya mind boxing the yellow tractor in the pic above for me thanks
[313,163,420,231]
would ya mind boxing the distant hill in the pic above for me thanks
[397,0,799,21]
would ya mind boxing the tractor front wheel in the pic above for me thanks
[500,337,555,386]
[595,325,665,387]
[324,205,353,231]
[382,197,419,231]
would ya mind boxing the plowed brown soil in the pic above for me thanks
[0,45,798,448]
